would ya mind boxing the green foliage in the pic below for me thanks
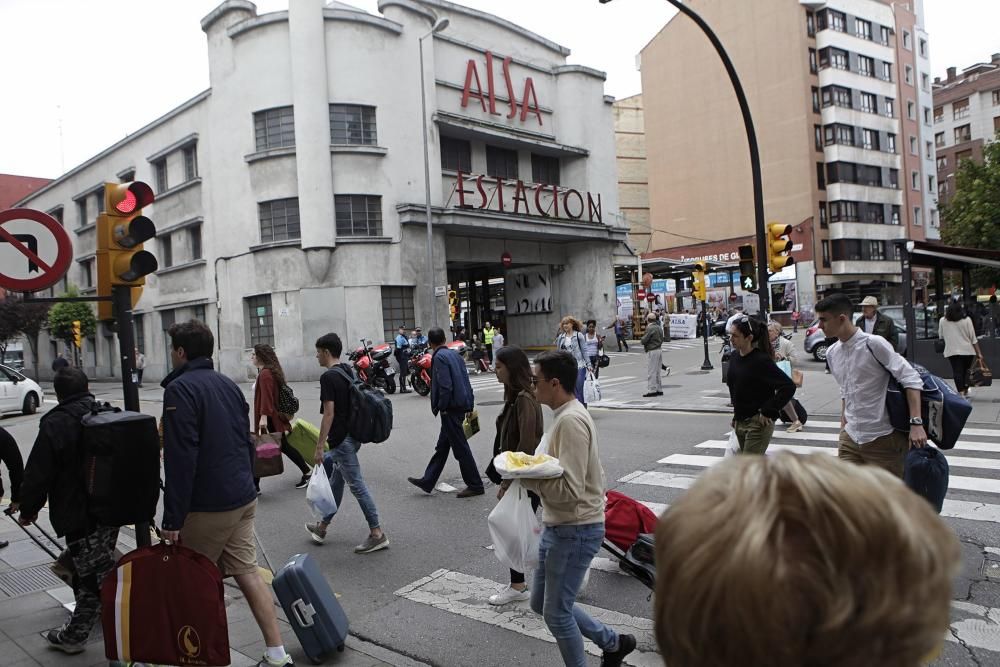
[940,138,1000,288]
[47,284,98,345]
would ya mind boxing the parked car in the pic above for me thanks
[803,306,935,361]
[0,364,43,416]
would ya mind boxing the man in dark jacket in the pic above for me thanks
[0,425,25,549]
[408,326,483,497]
[17,368,116,653]
[856,296,899,350]
[159,320,293,667]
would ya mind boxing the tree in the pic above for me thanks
[940,138,1000,289]
[47,284,98,348]
[0,295,51,378]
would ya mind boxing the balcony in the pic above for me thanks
[828,222,907,241]
[826,183,903,206]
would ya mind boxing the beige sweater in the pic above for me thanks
[522,400,606,526]
[939,316,978,358]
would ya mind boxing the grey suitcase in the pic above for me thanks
[272,553,348,663]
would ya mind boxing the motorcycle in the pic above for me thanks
[407,340,470,397]
[349,339,396,394]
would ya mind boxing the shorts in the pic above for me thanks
[180,500,258,577]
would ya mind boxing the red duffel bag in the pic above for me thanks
[604,490,659,550]
[101,541,230,666]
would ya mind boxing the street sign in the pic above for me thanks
[501,251,512,268]
[646,293,656,303]
[434,285,447,297]
[743,292,761,315]
[636,288,647,300]
[0,208,73,292]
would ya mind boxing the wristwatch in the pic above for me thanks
[909,417,924,426]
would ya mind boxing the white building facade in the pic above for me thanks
[17,0,626,381]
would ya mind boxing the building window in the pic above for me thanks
[862,129,879,151]
[822,240,831,268]
[936,156,948,170]
[380,286,415,345]
[134,313,145,354]
[907,101,916,120]
[822,85,852,108]
[879,26,891,46]
[954,124,971,143]
[863,203,885,224]
[819,47,848,71]
[923,106,931,126]
[50,207,63,226]
[329,104,377,145]
[855,18,872,41]
[925,141,933,159]
[909,135,918,155]
[928,175,935,193]
[913,207,922,226]
[119,170,135,183]
[814,125,823,151]
[891,206,901,225]
[858,56,875,78]
[902,30,911,49]
[818,201,828,228]
[885,98,894,117]
[809,48,817,74]
[888,169,899,189]
[824,124,854,147]
[921,73,930,91]
[194,304,206,323]
[931,209,939,227]
[828,10,845,31]
[154,159,168,193]
[935,132,945,147]
[258,197,301,242]
[812,87,820,113]
[253,106,295,151]
[911,171,920,191]
[934,106,943,123]
[486,145,519,179]
[531,154,560,185]
[904,65,913,85]
[881,62,892,81]
[160,233,172,269]
[869,240,886,260]
[81,259,93,287]
[953,98,970,120]
[830,201,859,222]
[440,136,472,172]
[183,144,198,181]
[94,190,105,214]
[995,115,1000,133]
[919,39,927,58]
[76,198,87,227]
[335,195,383,237]
[806,11,815,37]
[245,295,274,347]
[189,226,202,261]
[859,92,876,114]
[956,149,973,163]
[993,90,1000,106]
[886,134,896,153]
[816,162,826,190]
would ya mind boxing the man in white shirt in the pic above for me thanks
[816,293,926,478]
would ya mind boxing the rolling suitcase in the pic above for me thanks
[272,553,349,663]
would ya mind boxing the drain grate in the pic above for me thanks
[0,564,65,598]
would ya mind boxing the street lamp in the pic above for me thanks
[598,0,771,314]
[419,17,450,328]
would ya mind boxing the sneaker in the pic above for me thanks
[664,366,672,377]
[305,522,328,545]
[489,585,530,605]
[786,421,803,433]
[601,633,637,667]
[45,629,85,655]
[354,533,390,554]
[642,392,658,398]
[256,654,295,667]
[294,474,309,489]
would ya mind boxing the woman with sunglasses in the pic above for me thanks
[726,316,797,454]
[485,345,544,605]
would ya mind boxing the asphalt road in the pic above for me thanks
[2,340,999,665]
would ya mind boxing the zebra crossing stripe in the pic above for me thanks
[394,569,658,666]
[791,420,1000,440]
[743,429,1000,453]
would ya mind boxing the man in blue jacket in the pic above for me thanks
[159,320,293,667]
[408,326,483,497]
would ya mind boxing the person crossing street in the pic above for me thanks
[641,313,667,397]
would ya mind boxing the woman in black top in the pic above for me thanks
[726,316,796,454]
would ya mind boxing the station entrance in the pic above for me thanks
[446,263,507,342]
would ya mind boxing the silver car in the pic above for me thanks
[803,306,932,361]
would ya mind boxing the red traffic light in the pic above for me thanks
[115,190,137,214]
[106,182,155,217]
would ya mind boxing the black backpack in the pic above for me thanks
[81,403,161,527]
[276,382,299,418]
[332,366,393,444]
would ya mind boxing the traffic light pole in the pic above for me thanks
[700,299,713,371]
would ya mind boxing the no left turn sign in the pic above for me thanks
[0,208,73,292]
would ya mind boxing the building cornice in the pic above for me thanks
[323,8,403,34]
[201,0,257,32]
[228,10,289,38]
[147,133,199,163]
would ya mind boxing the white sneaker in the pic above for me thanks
[488,586,530,605]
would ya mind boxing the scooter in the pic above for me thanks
[408,340,470,397]
[349,339,396,394]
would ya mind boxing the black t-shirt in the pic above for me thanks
[319,363,353,447]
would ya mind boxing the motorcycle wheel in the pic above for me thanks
[412,375,430,396]
[385,377,396,394]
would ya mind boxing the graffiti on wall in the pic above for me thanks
[506,265,552,315]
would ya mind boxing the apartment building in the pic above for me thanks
[932,54,1000,206]
[613,94,651,254]
[640,0,937,312]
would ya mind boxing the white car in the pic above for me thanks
[0,364,43,415]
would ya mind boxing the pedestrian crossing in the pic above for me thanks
[605,337,707,355]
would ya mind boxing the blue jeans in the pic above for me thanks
[416,411,483,491]
[574,367,587,405]
[531,523,617,666]
[321,436,380,529]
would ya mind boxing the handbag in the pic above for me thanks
[903,447,949,514]
[252,432,285,477]
[934,338,946,354]
[968,357,993,387]
[776,360,792,378]
[463,409,480,439]
[583,370,602,403]
[598,353,611,368]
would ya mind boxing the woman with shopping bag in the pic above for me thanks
[768,321,804,433]
[939,302,986,397]
[252,345,311,491]
[485,346,544,605]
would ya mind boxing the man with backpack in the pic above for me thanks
[305,333,389,554]
[16,368,115,654]
[407,327,484,498]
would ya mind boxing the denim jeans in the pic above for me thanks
[531,523,617,666]
[321,436,380,529]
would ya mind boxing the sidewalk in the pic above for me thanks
[0,506,422,667]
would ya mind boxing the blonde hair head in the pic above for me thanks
[768,320,783,335]
[560,316,583,332]
[654,453,959,667]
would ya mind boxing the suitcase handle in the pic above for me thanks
[291,599,316,628]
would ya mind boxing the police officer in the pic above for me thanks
[394,325,411,393]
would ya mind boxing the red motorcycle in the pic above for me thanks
[407,340,468,397]
[349,339,396,394]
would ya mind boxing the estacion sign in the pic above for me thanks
[454,171,603,224]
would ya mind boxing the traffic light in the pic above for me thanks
[691,261,707,301]
[766,222,795,273]
[97,181,158,320]
[738,244,757,291]
[448,290,458,319]
[72,320,82,348]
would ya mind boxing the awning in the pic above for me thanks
[905,241,1000,270]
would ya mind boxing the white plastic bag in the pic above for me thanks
[724,430,740,457]
[488,480,542,573]
[583,371,602,403]
[493,451,564,479]
[305,465,338,519]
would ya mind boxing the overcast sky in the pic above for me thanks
[1,0,997,179]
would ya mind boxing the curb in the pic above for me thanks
[346,634,432,667]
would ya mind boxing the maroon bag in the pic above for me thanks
[253,433,285,478]
[604,490,659,550]
[101,541,230,665]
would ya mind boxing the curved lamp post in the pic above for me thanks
[599,0,770,314]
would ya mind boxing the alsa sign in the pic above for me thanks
[455,171,603,224]
[461,51,543,126]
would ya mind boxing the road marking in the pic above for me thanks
[692,441,1000,470]
[949,600,1000,652]
[394,569,660,666]
[712,428,1000,453]
[617,470,697,490]
[790,421,1000,440]
[655,454,1000,495]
